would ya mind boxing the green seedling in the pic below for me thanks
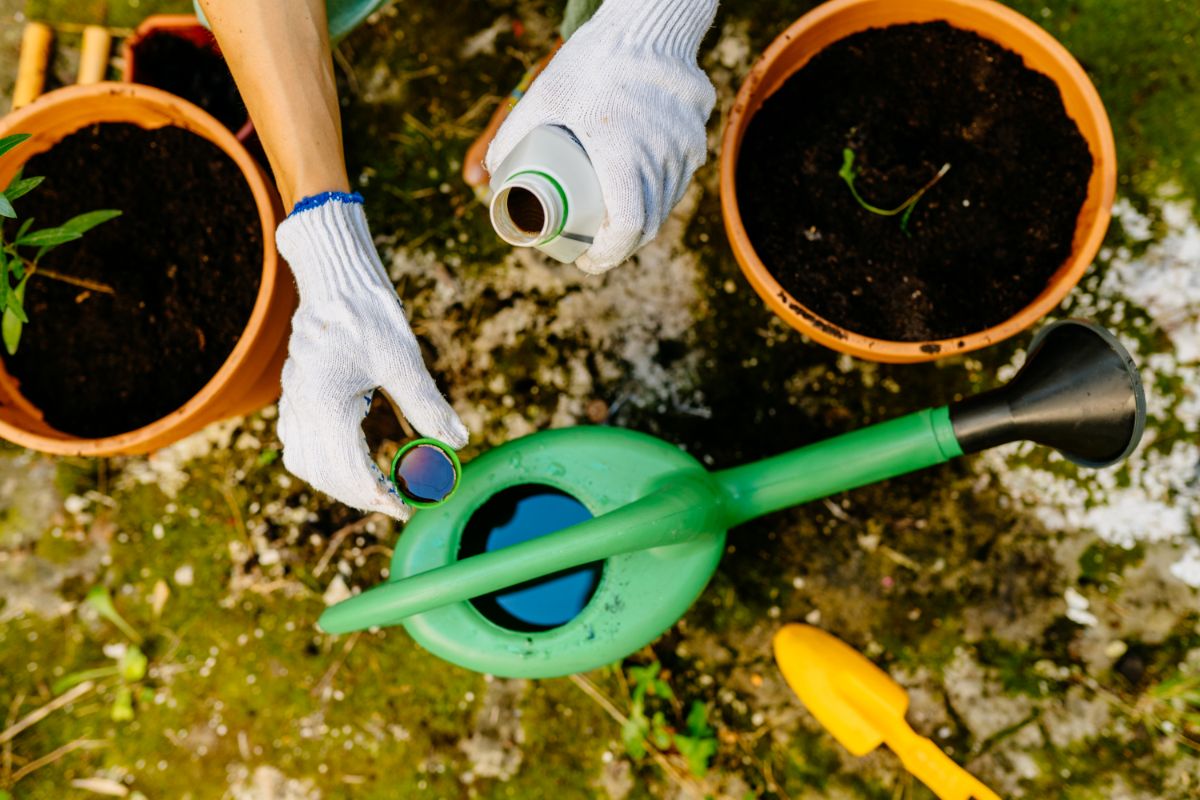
[111,685,135,722]
[84,584,142,643]
[0,132,122,355]
[673,701,718,778]
[620,661,718,777]
[838,147,950,234]
[52,645,147,694]
[55,590,150,722]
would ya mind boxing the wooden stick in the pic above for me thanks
[0,681,93,745]
[12,22,53,110]
[76,25,113,85]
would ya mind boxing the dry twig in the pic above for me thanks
[0,682,94,746]
[10,738,107,785]
[315,513,386,577]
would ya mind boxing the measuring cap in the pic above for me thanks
[390,438,461,508]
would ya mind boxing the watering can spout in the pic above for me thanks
[712,320,1145,527]
[949,320,1146,467]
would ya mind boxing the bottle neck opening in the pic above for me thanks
[490,174,564,247]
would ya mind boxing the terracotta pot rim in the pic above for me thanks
[120,15,256,144]
[719,0,1117,363]
[121,14,214,83]
[0,82,284,455]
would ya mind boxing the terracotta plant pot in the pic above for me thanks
[720,0,1117,363]
[122,14,254,142]
[0,82,294,456]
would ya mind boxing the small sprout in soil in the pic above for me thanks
[83,584,142,643]
[620,661,719,778]
[52,644,148,694]
[838,147,951,234]
[0,132,122,355]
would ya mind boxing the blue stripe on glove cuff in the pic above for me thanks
[289,191,365,217]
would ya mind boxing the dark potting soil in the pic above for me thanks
[132,32,248,133]
[3,123,262,437]
[736,21,1093,342]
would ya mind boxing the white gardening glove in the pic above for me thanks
[274,193,468,520]
[485,0,718,274]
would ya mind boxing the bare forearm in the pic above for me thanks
[198,0,349,206]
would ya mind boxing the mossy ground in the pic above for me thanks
[2,1,1199,798]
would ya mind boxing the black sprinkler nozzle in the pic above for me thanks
[949,320,1146,467]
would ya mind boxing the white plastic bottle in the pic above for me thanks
[488,125,606,264]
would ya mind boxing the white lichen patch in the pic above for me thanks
[387,183,710,443]
[227,764,320,800]
[1168,544,1200,588]
[116,416,245,498]
[1064,586,1098,627]
[979,191,1200,570]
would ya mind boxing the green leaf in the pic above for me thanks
[5,279,27,323]
[3,306,22,355]
[111,685,135,722]
[0,193,15,219]
[2,278,25,355]
[628,724,648,762]
[674,733,717,777]
[119,646,148,682]
[15,227,82,248]
[629,661,662,692]
[0,133,31,159]
[15,217,33,241]
[685,701,713,737]
[839,147,859,183]
[5,174,43,203]
[649,711,672,749]
[51,664,118,694]
[0,248,7,310]
[84,585,143,642]
[622,697,651,759]
[61,209,122,234]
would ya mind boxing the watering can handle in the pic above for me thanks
[319,473,721,633]
[714,407,963,524]
[323,409,962,632]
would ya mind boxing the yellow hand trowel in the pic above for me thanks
[773,624,1001,800]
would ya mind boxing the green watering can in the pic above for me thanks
[321,320,1145,678]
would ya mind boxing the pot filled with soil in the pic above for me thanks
[0,82,295,455]
[122,14,252,141]
[720,0,1116,363]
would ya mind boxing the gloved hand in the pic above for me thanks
[274,192,468,520]
[485,0,719,274]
